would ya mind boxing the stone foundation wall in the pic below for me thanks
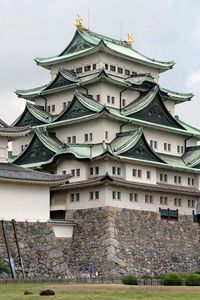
[0,221,69,279]
[68,207,200,277]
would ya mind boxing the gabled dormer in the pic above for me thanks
[12,102,52,127]
[122,87,185,130]
[111,128,165,163]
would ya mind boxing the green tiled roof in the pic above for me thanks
[13,127,200,173]
[35,28,174,70]
[161,87,193,103]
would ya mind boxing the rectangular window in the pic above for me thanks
[76,193,80,202]
[154,141,158,149]
[52,104,55,112]
[150,140,153,148]
[63,102,67,109]
[134,193,138,202]
[174,176,177,183]
[122,99,126,107]
[47,105,51,112]
[174,198,182,206]
[117,192,121,200]
[117,167,121,176]
[89,133,93,141]
[129,193,133,202]
[21,145,24,152]
[67,136,71,143]
[84,134,88,142]
[188,177,194,185]
[96,95,100,102]
[105,131,108,140]
[62,170,66,175]
[177,145,180,153]
[107,95,110,103]
[112,191,116,200]
[125,69,130,76]
[181,146,184,153]
[92,64,96,70]
[90,167,93,175]
[111,96,115,104]
[145,194,153,204]
[72,136,76,143]
[110,65,116,72]
[160,196,168,205]
[112,166,116,175]
[188,199,195,208]
[160,173,167,182]
[105,64,108,70]
[147,171,151,179]
[95,191,99,199]
[192,178,194,185]
[95,166,99,175]
[178,176,181,184]
[138,170,142,178]
[132,169,136,177]
[118,67,123,74]
[71,169,75,176]
[76,67,82,74]
[90,192,94,200]
[84,65,91,72]
[164,143,167,151]
[76,169,80,177]
[168,144,171,151]
[70,194,74,202]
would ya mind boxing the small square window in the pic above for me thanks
[125,69,130,76]
[84,65,91,72]
[118,67,123,74]
[76,67,82,74]
[110,65,116,72]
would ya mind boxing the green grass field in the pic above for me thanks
[0,283,200,299]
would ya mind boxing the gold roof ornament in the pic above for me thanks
[75,15,85,29]
[127,33,133,45]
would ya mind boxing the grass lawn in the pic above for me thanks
[0,283,200,299]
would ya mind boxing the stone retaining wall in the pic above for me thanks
[68,207,200,277]
[1,208,200,279]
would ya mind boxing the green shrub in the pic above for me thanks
[0,260,3,272]
[4,267,11,274]
[122,274,138,285]
[185,273,200,286]
[162,272,182,286]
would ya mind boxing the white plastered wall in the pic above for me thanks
[12,133,34,157]
[0,183,49,221]
[55,118,121,144]
[57,159,88,182]
[0,138,8,162]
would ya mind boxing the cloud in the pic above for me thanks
[186,70,200,95]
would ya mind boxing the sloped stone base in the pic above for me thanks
[0,221,69,279]
[68,207,200,277]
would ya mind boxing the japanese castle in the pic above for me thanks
[11,16,200,220]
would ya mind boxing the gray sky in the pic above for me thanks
[1,0,200,127]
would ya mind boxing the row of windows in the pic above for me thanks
[132,169,151,179]
[159,173,195,186]
[67,136,76,143]
[150,140,184,153]
[75,64,97,74]
[104,64,132,76]
[70,191,196,208]
[96,95,126,107]
[65,131,109,144]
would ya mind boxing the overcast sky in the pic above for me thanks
[1,0,200,127]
